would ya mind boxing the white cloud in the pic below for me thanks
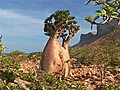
[0,8,50,52]
[0,8,49,37]
[0,8,95,52]
[0,8,44,24]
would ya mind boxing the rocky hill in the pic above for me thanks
[73,19,120,47]
[84,26,120,47]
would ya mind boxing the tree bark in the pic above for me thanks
[41,37,70,74]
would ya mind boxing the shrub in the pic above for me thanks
[70,45,120,66]
[0,36,6,53]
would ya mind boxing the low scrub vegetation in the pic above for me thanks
[70,45,120,65]
[0,45,120,90]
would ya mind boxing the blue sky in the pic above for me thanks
[0,0,97,53]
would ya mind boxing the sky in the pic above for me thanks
[0,0,97,53]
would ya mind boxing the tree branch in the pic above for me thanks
[111,16,120,21]
[65,28,75,43]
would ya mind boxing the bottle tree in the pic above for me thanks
[41,10,80,77]
[85,0,120,29]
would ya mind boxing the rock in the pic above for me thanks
[73,19,120,47]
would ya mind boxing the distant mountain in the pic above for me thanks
[73,19,120,47]
[84,26,120,46]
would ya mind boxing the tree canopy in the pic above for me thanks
[44,10,80,43]
[85,0,120,25]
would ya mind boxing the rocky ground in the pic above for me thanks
[0,28,120,89]
[19,56,120,90]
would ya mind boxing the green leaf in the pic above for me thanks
[0,36,2,39]
[68,16,75,20]
[93,16,100,21]
[96,9,106,16]
[100,9,106,15]
[99,0,106,3]
[0,86,4,90]
[110,1,116,7]
[111,11,119,16]
[110,61,119,67]
[96,10,102,16]
[106,0,112,2]
[65,10,70,15]
[107,6,115,12]
[1,71,15,83]
[71,20,77,24]
[85,16,93,23]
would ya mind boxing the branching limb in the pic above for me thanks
[86,0,120,26]
[44,10,80,47]
[96,16,110,25]
[111,16,120,21]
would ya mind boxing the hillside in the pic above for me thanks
[0,46,120,89]
[73,19,120,47]
[83,26,120,47]
[0,20,120,90]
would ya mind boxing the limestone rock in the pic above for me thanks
[73,19,119,47]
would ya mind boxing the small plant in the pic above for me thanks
[0,56,20,70]
[27,51,42,60]
[0,36,6,53]
[0,70,15,84]
[70,46,120,65]
[0,86,4,90]
[8,50,25,56]
[100,84,118,90]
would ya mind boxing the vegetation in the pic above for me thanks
[0,36,6,53]
[0,51,84,90]
[0,0,120,90]
[85,0,120,25]
[41,10,79,77]
[0,45,120,90]
[70,45,120,65]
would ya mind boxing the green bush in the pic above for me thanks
[0,56,20,70]
[8,50,25,56]
[99,84,120,90]
[0,52,84,90]
[70,45,120,66]
[0,45,119,89]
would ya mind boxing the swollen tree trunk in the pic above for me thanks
[41,37,70,74]
[40,10,79,77]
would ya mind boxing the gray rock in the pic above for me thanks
[73,19,119,47]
